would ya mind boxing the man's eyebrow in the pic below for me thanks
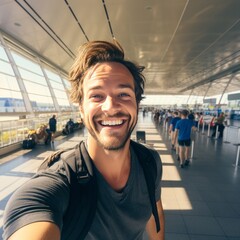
[88,86,102,91]
[118,83,134,91]
[88,84,134,91]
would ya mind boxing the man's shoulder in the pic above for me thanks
[176,119,183,126]
[60,148,76,160]
[172,117,180,122]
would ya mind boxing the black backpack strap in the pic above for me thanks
[38,148,72,171]
[38,141,97,240]
[38,141,93,183]
[60,141,97,240]
[74,141,94,184]
[130,140,161,232]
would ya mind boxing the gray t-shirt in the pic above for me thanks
[85,147,161,240]
[3,145,162,240]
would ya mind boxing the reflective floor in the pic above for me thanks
[0,114,240,240]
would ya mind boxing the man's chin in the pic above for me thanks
[99,138,129,151]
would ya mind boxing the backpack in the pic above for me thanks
[38,140,161,240]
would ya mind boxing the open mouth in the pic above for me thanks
[100,120,125,126]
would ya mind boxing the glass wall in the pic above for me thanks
[11,51,55,112]
[62,78,79,111]
[44,68,71,111]
[0,45,26,112]
[0,34,82,148]
[0,113,81,147]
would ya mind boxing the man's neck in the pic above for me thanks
[87,138,131,191]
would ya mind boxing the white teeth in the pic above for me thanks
[101,120,123,126]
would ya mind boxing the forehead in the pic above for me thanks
[83,62,134,88]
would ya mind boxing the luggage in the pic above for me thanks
[44,129,52,145]
[136,131,146,143]
[22,139,36,149]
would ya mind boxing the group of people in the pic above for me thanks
[27,115,57,146]
[163,109,226,168]
[168,110,196,168]
[29,115,80,146]
[28,124,51,145]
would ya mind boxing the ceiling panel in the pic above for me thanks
[0,0,239,96]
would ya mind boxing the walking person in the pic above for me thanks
[169,111,181,150]
[3,40,165,240]
[174,109,196,168]
[49,114,57,143]
[211,112,225,138]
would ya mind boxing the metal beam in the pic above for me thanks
[218,73,236,106]
[180,63,240,93]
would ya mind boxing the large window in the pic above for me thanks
[0,59,15,75]
[0,45,26,112]
[11,51,43,74]
[0,37,80,148]
[62,78,79,111]
[44,68,71,111]
[11,51,55,112]
[0,44,9,61]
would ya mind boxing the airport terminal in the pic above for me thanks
[0,1,240,239]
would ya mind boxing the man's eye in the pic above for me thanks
[90,95,103,100]
[91,94,102,98]
[119,93,130,97]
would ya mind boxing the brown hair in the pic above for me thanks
[69,40,145,103]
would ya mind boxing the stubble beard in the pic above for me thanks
[85,115,137,151]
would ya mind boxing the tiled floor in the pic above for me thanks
[137,114,240,240]
[0,114,240,240]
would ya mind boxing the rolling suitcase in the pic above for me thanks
[22,139,36,149]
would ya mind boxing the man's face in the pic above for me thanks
[80,62,138,150]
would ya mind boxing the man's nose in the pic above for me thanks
[102,96,121,113]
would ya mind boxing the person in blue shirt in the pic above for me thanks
[174,110,196,168]
[169,111,181,150]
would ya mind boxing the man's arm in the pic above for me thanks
[3,172,70,240]
[8,222,60,240]
[168,124,173,135]
[173,129,178,145]
[191,125,197,132]
[146,199,165,240]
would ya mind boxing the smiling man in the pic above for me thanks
[81,62,137,150]
[3,41,165,240]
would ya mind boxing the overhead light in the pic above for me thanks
[145,6,152,10]
[14,22,21,27]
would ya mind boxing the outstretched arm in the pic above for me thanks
[8,222,60,240]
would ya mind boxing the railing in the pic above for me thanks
[0,113,81,148]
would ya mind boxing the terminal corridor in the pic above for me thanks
[0,114,240,239]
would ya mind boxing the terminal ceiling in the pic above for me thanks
[0,0,240,98]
